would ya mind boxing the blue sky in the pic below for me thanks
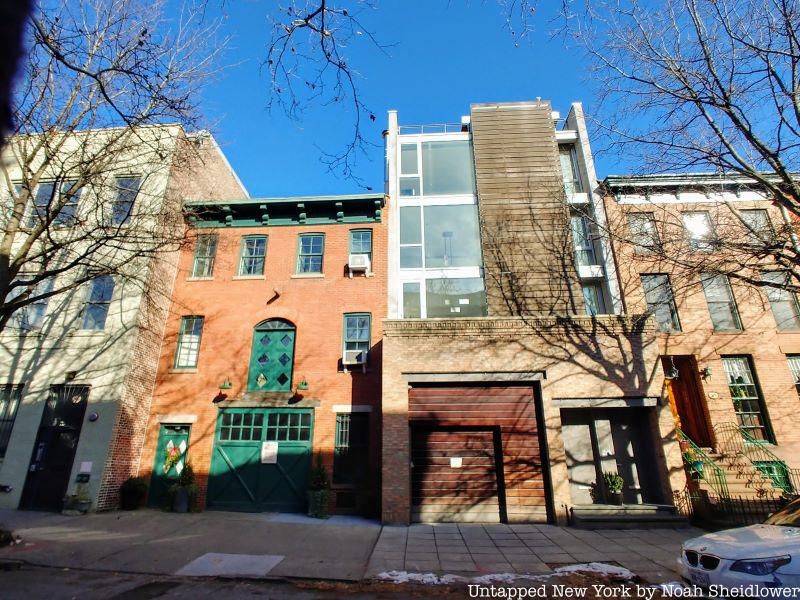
[201,2,597,198]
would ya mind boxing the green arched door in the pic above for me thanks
[247,320,295,392]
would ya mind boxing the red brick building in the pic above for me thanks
[138,194,387,515]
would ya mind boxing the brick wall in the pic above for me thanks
[604,193,800,465]
[137,210,388,513]
[96,133,248,510]
[381,315,683,524]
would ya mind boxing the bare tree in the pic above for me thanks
[0,0,227,334]
[264,1,538,183]
[557,0,800,291]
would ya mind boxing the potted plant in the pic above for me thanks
[682,449,705,477]
[168,464,198,513]
[603,471,625,505]
[308,453,330,519]
[119,476,148,510]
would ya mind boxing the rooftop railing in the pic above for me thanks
[398,123,469,135]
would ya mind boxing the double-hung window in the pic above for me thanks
[343,313,370,363]
[81,275,115,330]
[641,274,681,332]
[787,355,800,399]
[682,211,716,252]
[762,272,800,330]
[8,277,54,330]
[238,236,267,276]
[571,214,596,266]
[628,212,660,254]
[297,234,324,274]
[701,274,742,331]
[740,209,775,245]
[28,182,55,227]
[191,234,218,278]
[0,384,23,459]
[559,145,584,196]
[722,356,773,442]
[55,181,81,226]
[111,177,140,225]
[174,316,204,369]
[582,283,607,316]
[349,229,373,264]
[333,412,369,485]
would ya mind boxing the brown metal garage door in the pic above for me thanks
[411,429,500,523]
[408,385,548,523]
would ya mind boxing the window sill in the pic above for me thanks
[232,275,265,280]
[68,329,109,337]
[187,276,214,282]
[291,273,324,279]
[168,368,198,374]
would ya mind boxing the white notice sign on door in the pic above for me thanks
[261,441,278,464]
[450,457,462,468]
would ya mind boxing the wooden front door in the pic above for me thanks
[663,355,713,448]
[207,408,313,512]
[20,385,89,511]
[411,428,502,523]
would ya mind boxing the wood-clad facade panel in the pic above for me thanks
[470,102,582,316]
[408,385,546,523]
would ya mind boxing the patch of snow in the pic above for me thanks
[376,571,450,585]
[473,573,549,584]
[553,563,635,580]
[657,582,690,593]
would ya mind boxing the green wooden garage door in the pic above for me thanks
[207,408,313,512]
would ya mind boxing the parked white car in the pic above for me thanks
[678,497,800,595]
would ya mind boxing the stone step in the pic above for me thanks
[571,504,688,530]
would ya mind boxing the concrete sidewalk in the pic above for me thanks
[0,509,700,584]
[366,523,701,584]
[0,509,381,581]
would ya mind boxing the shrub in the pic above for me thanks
[119,477,148,510]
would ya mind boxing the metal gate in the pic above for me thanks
[207,408,313,512]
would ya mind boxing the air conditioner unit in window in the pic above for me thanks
[343,350,367,373]
[347,254,371,278]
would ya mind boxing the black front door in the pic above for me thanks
[20,385,89,511]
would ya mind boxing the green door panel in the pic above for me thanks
[149,424,191,508]
[247,325,295,392]
[207,408,313,512]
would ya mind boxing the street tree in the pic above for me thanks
[0,0,226,333]
[563,0,800,290]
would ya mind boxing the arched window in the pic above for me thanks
[247,319,296,392]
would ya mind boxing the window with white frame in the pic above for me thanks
[559,145,584,196]
[627,212,660,254]
[191,234,218,278]
[721,356,773,442]
[787,355,800,399]
[582,283,607,316]
[81,275,114,330]
[349,229,372,263]
[682,211,716,252]
[297,233,324,274]
[238,236,267,276]
[174,316,204,369]
[570,214,597,266]
[7,277,54,330]
[762,271,800,330]
[640,274,681,332]
[740,209,775,244]
[701,274,742,331]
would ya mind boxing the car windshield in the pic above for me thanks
[764,499,800,527]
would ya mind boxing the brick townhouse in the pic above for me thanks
[0,127,245,511]
[603,174,800,496]
[380,101,684,526]
[137,193,387,516]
